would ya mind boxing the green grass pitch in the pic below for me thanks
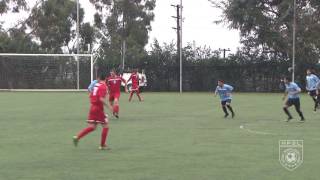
[0,92,319,180]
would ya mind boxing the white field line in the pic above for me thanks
[240,125,277,135]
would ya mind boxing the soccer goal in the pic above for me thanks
[0,53,95,91]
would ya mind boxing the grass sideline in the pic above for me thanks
[0,92,319,180]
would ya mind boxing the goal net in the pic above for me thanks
[0,54,94,91]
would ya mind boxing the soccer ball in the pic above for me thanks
[288,67,293,72]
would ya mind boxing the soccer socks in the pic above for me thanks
[313,98,318,111]
[294,107,305,120]
[222,106,228,115]
[113,104,119,113]
[283,107,292,119]
[100,127,109,147]
[227,105,234,114]
[77,127,95,139]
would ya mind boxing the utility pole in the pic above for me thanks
[179,0,183,94]
[121,13,126,72]
[76,0,80,90]
[292,0,296,82]
[171,4,182,93]
[219,48,231,59]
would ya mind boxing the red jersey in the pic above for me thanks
[106,75,125,94]
[130,73,139,88]
[88,82,107,122]
[90,82,107,105]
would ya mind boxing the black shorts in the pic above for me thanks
[286,98,300,107]
[221,99,232,106]
[308,90,317,97]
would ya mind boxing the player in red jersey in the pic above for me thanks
[106,69,128,118]
[128,69,143,102]
[72,73,113,150]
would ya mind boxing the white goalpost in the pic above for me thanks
[0,53,94,91]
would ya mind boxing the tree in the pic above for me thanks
[25,0,85,53]
[0,0,27,14]
[210,0,320,64]
[90,0,156,70]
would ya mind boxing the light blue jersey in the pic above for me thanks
[306,74,319,91]
[285,82,301,99]
[215,84,233,101]
[88,80,98,92]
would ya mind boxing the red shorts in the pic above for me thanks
[109,92,120,101]
[131,85,139,92]
[87,104,107,124]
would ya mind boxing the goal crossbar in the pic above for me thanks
[0,53,92,57]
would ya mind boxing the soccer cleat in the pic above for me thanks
[73,136,79,147]
[231,113,235,118]
[300,117,305,122]
[224,113,229,118]
[113,112,119,119]
[286,117,293,122]
[99,145,111,150]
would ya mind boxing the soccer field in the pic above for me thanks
[0,92,319,180]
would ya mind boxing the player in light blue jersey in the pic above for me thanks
[317,81,320,106]
[215,80,235,118]
[88,79,98,93]
[282,76,305,122]
[306,69,319,111]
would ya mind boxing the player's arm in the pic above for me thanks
[100,92,113,112]
[305,77,308,90]
[121,77,128,93]
[88,80,96,92]
[214,87,218,97]
[292,86,301,95]
[314,76,320,90]
[105,79,111,94]
[226,85,233,96]
[100,96,113,112]
[282,91,288,101]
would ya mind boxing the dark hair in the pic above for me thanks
[218,79,224,83]
[307,68,315,74]
[284,76,292,82]
[98,73,107,80]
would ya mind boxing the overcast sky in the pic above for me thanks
[0,0,241,53]
[148,0,240,52]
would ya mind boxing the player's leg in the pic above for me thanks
[136,89,143,101]
[293,99,305,121]
[73,123,97,147]
[109,94,115,113]
[317,94,320,109]
[221,101,229,118]
[113,96,120,118]
[129,91,134,101]
[283,100,293,121]
[226,100,235,118]
[99,118,110,150]
[309,90,318,111]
